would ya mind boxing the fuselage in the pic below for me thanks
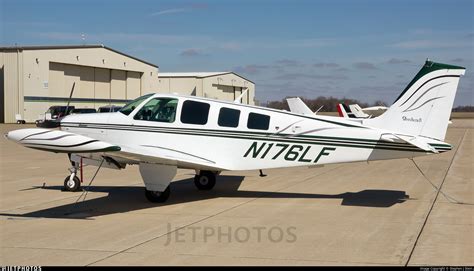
[59,93,450,171]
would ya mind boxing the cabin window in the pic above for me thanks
[133,98,178,123]
[119,93,153,116]
[247,112,270,130]
[181,100,210,125]
[218,107,240,128]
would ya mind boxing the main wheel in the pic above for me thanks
[63,175,81,192]
[145,186,170,203]
[194,171,216,190]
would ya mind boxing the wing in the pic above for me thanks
[107,144,224,171]
[6,128,225,171]
[5,128,120,153]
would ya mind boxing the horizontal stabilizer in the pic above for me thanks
[380,133,438,153]
[5,128,121,153]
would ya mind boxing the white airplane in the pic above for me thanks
[361,106,389,118]
[337,104,387,119]
[5,60,465,203]
[286,97,315,115]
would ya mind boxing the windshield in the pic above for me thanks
[133,98,178,123]
[119,94,153,116]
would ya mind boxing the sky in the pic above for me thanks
[1,0,473,106]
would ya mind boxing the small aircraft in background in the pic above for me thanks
[286,97,324,116]
[337,103,388,119]
[5,60,465,203]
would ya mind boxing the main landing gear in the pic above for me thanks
[145,186,171,203]
[139,163,177,204]
[194,171,217,190]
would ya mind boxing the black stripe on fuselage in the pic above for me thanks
[63,122,410,148]
[62,122,391,144]
[61,123,450,153]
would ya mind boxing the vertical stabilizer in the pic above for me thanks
[364,60,465,140]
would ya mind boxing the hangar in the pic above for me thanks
[158,72,255,105]
[0,45,256,123]
[0,45,159,123]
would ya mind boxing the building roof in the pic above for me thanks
[0,44,158,68]
[158,71,254,84]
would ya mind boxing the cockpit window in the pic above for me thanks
[119,94,153,116]
[133,98,178,123]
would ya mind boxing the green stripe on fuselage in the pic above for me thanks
[61,123,444,153]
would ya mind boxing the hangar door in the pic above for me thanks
[49,62,142,103]
[0,65,4,123]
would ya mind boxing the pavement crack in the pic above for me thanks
[404,129,467,266]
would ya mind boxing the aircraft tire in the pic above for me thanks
[63,175,81,192]
[145,186,170,203]
[194,171,216,190]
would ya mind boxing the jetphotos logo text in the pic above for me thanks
[164,223,297,246]
[402,116,422,122]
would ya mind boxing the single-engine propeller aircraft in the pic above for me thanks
[5,60,466,203]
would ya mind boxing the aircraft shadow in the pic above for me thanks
[1,176,409,219]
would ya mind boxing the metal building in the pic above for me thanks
[157,72,255,105]
[0,45,159,123]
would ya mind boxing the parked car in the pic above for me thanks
[71,108,97,114]
[36,105,75,128]
[98,105,122,113]
[46,106,75,119]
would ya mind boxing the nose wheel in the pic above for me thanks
[63,175,81,192]
[63,163,82,192]
[194,171,216,190]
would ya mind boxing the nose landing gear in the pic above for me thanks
[63,166,82,192]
